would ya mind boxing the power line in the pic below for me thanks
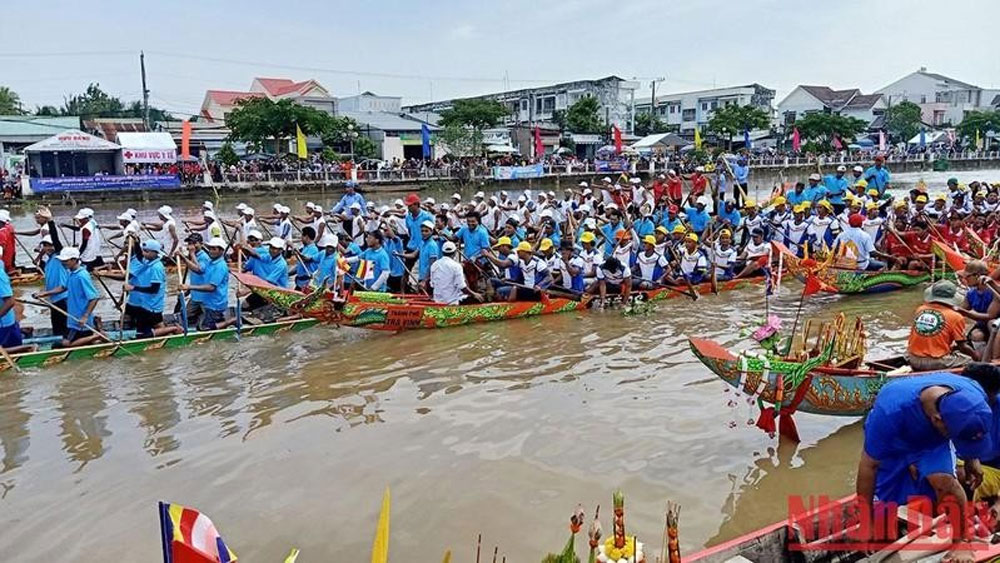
[0,50,133,58]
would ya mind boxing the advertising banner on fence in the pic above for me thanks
[30,175,182,194]
[121,148,177,164]
[492,163,544,180]
[594,158,629,172]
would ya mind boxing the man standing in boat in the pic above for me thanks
[857,371,991,563]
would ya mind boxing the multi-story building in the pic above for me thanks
[634,84,775,133]
[777,86,886,129]
[199,77,337,122]
[877,68,1000,126]
[337,92,402,113]
[402,76,640,130]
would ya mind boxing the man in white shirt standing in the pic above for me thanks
[430,241,481,305]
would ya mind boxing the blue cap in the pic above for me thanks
[141,239,163,254]
[939,388,993,459]
[345,181,357,188]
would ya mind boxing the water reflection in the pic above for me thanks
[54,370,111,471]
[0,377,31,475]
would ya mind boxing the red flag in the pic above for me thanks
[832,135,842,150]
[791,127,801,152]
[613,125,622,154]
[802,273,833,296]
[181,120,192,160]
[533,126,543,159]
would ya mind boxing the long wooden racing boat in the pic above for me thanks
[771,241,939,294]
[236,273,591,330]
[1,314,319,373]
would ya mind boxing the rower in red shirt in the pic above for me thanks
[941,216,970,253]
[0,211,15,273]
[665,169,683,204]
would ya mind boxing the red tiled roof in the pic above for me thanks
[83,118,147,140]
[255,77,319,97]
[206,90,261,106]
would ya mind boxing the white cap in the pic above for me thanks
[695,166,705,172]
[629,178,641,184]
[349,202,362,210]
[425,197,436,205]
[583,188,593,196]
[248,229,263,240]
[836,165,847,172]
[305,201,316,210]
[421,220,435,230]
[500,190,509,197]
[547,190,555,197]
[378,205,390,215]
[40,235,53,245]
[578,181,588,187]
[657,173,666,179]
[696,195,710,206]
[124,208,137,218]
[56,247,81,261]
[0,210,10,223]
[584,218,597,228]
[452,192,461,200]
[475,191,485,199]
[602,177,612,183]
[236,202,247,211]
[202,201,214,210]
[852,165,864,173]
[158,205,173,216]
[318,233,339,248]
[243,206,255,216]
[393,198,404,208]
[441,241,457,254]
[116,212,131,221]
[441,203,451,211]
[74,208,94,220]
[517,195,527,202]
[277,205,290,214]
[489,195,499,203]
[579,204,591,214]
[366,201,375,208]
[273,203,283,211]
[540,209,554,219]
[204,210,217,220]
[265,237,286,249]
[204,237,227,249]
[808,173,821,181]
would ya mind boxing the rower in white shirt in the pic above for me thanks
[430,241,481,305]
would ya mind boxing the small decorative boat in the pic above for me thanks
[2,314,319,372]
[771,241,937,295]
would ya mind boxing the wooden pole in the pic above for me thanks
[117,238,133,342]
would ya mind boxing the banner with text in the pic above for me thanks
[30,175,182,193]
[121,148,177,164]
[492,163,544,180]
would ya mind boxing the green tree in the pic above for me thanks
[885,100,923,143]
[706,104,771,148]
[564,95,604,134]
[0,87,25,115]
[438,99,508,130]
[215,141,240,166]
[793,113,867,152]
[35,105,60,116]
[121,100,175,123]
[225,97,335,153]
[436,124,483,157]
[61,83,125,118]
[634,112,670,137]
[319,116,378,159]
[957,110,1000,144]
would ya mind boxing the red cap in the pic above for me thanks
[874,154,885,162]
[848,213,864,228]
[668,204,679,214]
[404,193,421,206]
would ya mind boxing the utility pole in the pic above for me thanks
[140,51,150,129]
[650,77,665,113]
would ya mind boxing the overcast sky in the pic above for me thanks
[3,0,999,117]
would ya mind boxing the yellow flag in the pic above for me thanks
[284,548,300,563]
[371,487,391,563]
[694,126,702,150]
[296,124,307,159]
[442,550,452,563]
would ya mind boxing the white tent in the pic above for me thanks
[631,132,686,149]
[23,129,120,152]
[116,132,178,163]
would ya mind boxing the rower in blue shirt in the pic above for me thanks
[175,233,210,328]
[823,166,850,212]
[180,238,233,331]
[402,220,440,292]
[55,247,102,348]
[716,200,742,231]
[785,182,808,207]
[864,155,891,195]
[330,181,367,214]
[683,196,711,236]
[292,226,320,291]
[245,236,289,299]
[403,193,434,251]
[0,248,23,351]
[353,231,391,291]
[32,235,70,337]
[803,173,826,202]
[119,240,180,339]
[452,212,491,262]
[383,229,406,293]
[600,210,626,254]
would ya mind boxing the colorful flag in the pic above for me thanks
[534,126,544,158]
[791,127,800,152]
[356,259,374,281]
[421,123,432,159]
[694,126,702,150]
[878,130,886,151]
[295,125,307,159]
[612,125,622,154]
[743,128,752,149]
[832,135,842,150]
[181,120,192,160]
[159,502,237,563]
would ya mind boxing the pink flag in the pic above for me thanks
[791,127,801,152]
[613,125,623,154]
[832,135,842,150]
[534,126,544,159]
[878,130,886,151]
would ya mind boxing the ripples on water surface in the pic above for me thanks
[0,169,987,561]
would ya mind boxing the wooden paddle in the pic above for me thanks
[117,238,133,342]
[21,298,141,359]
[175,257,189,335]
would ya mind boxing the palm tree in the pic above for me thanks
[0,87,25,115]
